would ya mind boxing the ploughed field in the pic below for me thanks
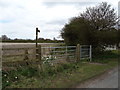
[2,43,60,48]
[2,43,62,63]
[2,43,62,61]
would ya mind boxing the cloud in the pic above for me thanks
[46,19,67,25]
[0,0,80,39]
[43,1,97,8]
[0,0,119,40]
[118,1,120,16]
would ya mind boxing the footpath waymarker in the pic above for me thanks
[36,27,40,59]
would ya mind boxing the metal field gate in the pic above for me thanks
[40,44,92,64]
[80,45,92,61]
[41,46,77,64]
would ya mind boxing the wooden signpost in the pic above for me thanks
[35,27,43,72]
[36,27,40,59]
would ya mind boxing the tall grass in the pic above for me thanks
[2,61,82,88]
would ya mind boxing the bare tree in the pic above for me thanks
[81,2,117,31]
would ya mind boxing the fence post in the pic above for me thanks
[66,46,67,59]
[38,45,43,72]
[90,45,92,62]
[36,47,39,59]
[24,49,29,65]
[24,49,29,60]
[76,44,80,62]
[38,45,41,61]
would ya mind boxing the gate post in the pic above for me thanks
[76,44,80,62]
[65,46,68,61]
[89,45,92,62]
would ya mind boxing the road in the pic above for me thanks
[75,67,118,88]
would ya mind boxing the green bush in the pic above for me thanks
[92,50,119,63]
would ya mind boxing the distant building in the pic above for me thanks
[105,45,117,51]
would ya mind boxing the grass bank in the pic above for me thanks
[2,50,119,88]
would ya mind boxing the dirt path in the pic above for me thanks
[75,67,118,88]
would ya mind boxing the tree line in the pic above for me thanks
[1,35,63,43]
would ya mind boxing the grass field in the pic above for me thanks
[2,50,119,88]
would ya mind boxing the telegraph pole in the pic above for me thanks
[36,27,40,59]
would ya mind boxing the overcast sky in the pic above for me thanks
[0,0,119,40]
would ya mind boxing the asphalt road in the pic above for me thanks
[75,67,118,88]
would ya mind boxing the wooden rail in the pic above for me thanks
[2,44,92,68]
[2,47,35,50]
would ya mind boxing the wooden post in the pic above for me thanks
[24,49,29,60]
[66,46,68,60]
[38,45,41,61]
[38,45,43,72]
[49,46,51,55]
[76,44,80,62]
[89,45,92,62]
[24,49,29,65]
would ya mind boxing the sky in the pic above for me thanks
[0,0,119,40]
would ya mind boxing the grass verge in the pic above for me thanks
[2,50,119,88]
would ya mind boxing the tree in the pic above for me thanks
[2,35,10,40]
[61,2,118,54]
[61,17,95,45]
[80,2,118,50]
[53,37,57,41]
[81,2,117,31]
